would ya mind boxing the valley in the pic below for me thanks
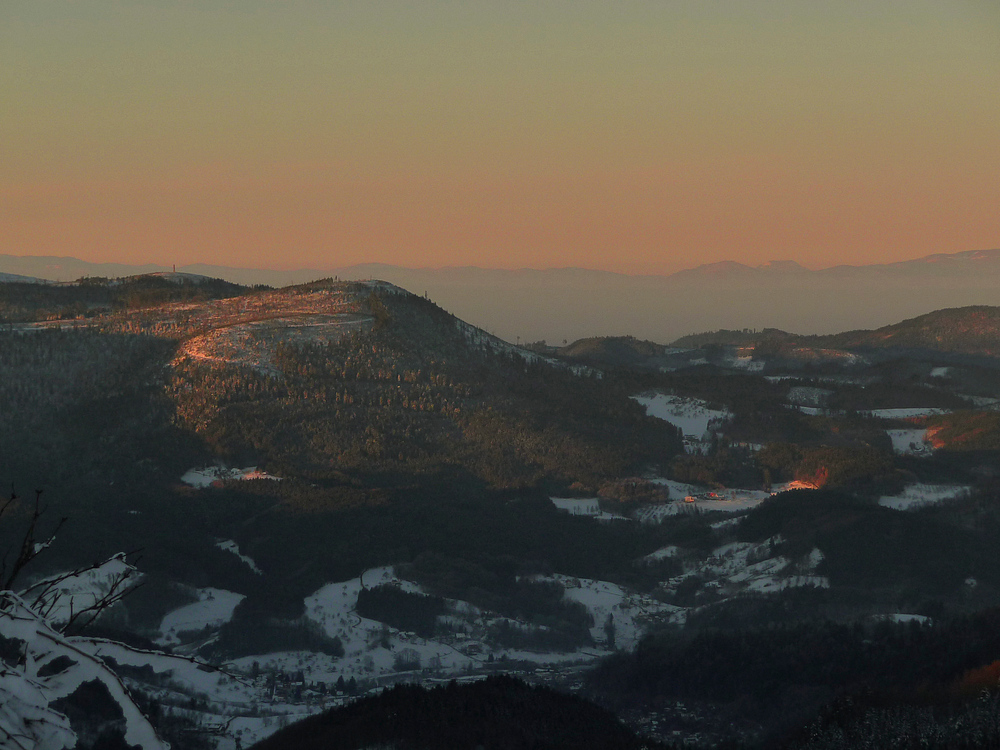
[4,274,1000,748]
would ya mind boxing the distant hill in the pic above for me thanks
[0,271,47,284]
[672,328,785,349]
[0,273,246,322]
[6,249,1000,344]
[558,335,668,368]
[251,675,664,750]
[673,306,1000,362]
[820,306,1000,357]
[15,278,679,491]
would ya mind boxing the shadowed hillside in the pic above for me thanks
[252,675,667,750]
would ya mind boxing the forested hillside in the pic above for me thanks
[0,274,246,322]
[164,284,682,489]
[672,305,1000,362]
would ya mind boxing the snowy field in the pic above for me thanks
[301,566,622,679]
[182,466,282,487]
[878,484,969,511]
[863,407,950,419]
[787,386,833,407]
[669,540,829,597]
[181,311,373,375]
[632,392,731,440]
[158,588,245,645]
[726,354,764,372]
[19,555,136,627]
[634,489,770,524]
[216,539,263,574]
[876,613,931,625]
[642,545,680,562]
[550,497,600,515]
[531,574,684,648]
[10,549,860,747]
[886,428,931,455]
[787,404,826,416]
[549,497,629,521]
[649,478,708,500]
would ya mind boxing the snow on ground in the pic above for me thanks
[550,497,599,516]
[887,428,931,456]
[929,367,951,378]
[648,478,708,500]
[958,394,1000,409]
[180,311,373,375]
[642,545,680,562]
[878,484,969,511]
[632,392,731,440]
[454,320,600,378]
[787,386,833,407]
[549,497,629,521]
[746,575,830,593]
[710,517,744,531]
[671,539,828,597]
[302,567,482,682]
[298,565,642,688]
[726,355,764,372]
[533,575,683,649]
[771,480,819,493]
[634,488,770,524]
[886,614,931,624]
[216,540,263,574]
[182,466,282,487]
[20,555,136,626]
[0,599,169,750]
[158,588,245,645]
[863,407,950,419]
[787,405,825,416]
[85,639,254,706]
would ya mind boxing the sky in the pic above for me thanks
[2,1,998,275]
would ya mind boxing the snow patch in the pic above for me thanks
[550,497,629,521]
[530,574,683,649]
[878,484,969,511]
[863,407,950,419]
[887,428,931,455]
[216,540,263,574]
[550,497,601,516]
[632,392,731,442]
[20,555,136,627]
[642,545,680,562]
[182,466,282,488]
[158,588,245,645]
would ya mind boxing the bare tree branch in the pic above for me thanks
[1,490,66,592]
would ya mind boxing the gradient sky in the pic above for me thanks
[2,1,998,274]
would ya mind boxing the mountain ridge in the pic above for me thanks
[672,305,1000,359]
[6,248,1000,286]
[5,249,1000,344]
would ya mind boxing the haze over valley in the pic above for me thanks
[5,248,1000,344]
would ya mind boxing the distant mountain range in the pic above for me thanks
[675,305,1000,359]
[3,249,1000,344]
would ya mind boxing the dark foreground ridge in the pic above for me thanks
[252,675,666,750]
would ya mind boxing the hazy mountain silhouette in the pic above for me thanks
[4,249,1000,344]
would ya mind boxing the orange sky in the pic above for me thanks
[2,1,998,275]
